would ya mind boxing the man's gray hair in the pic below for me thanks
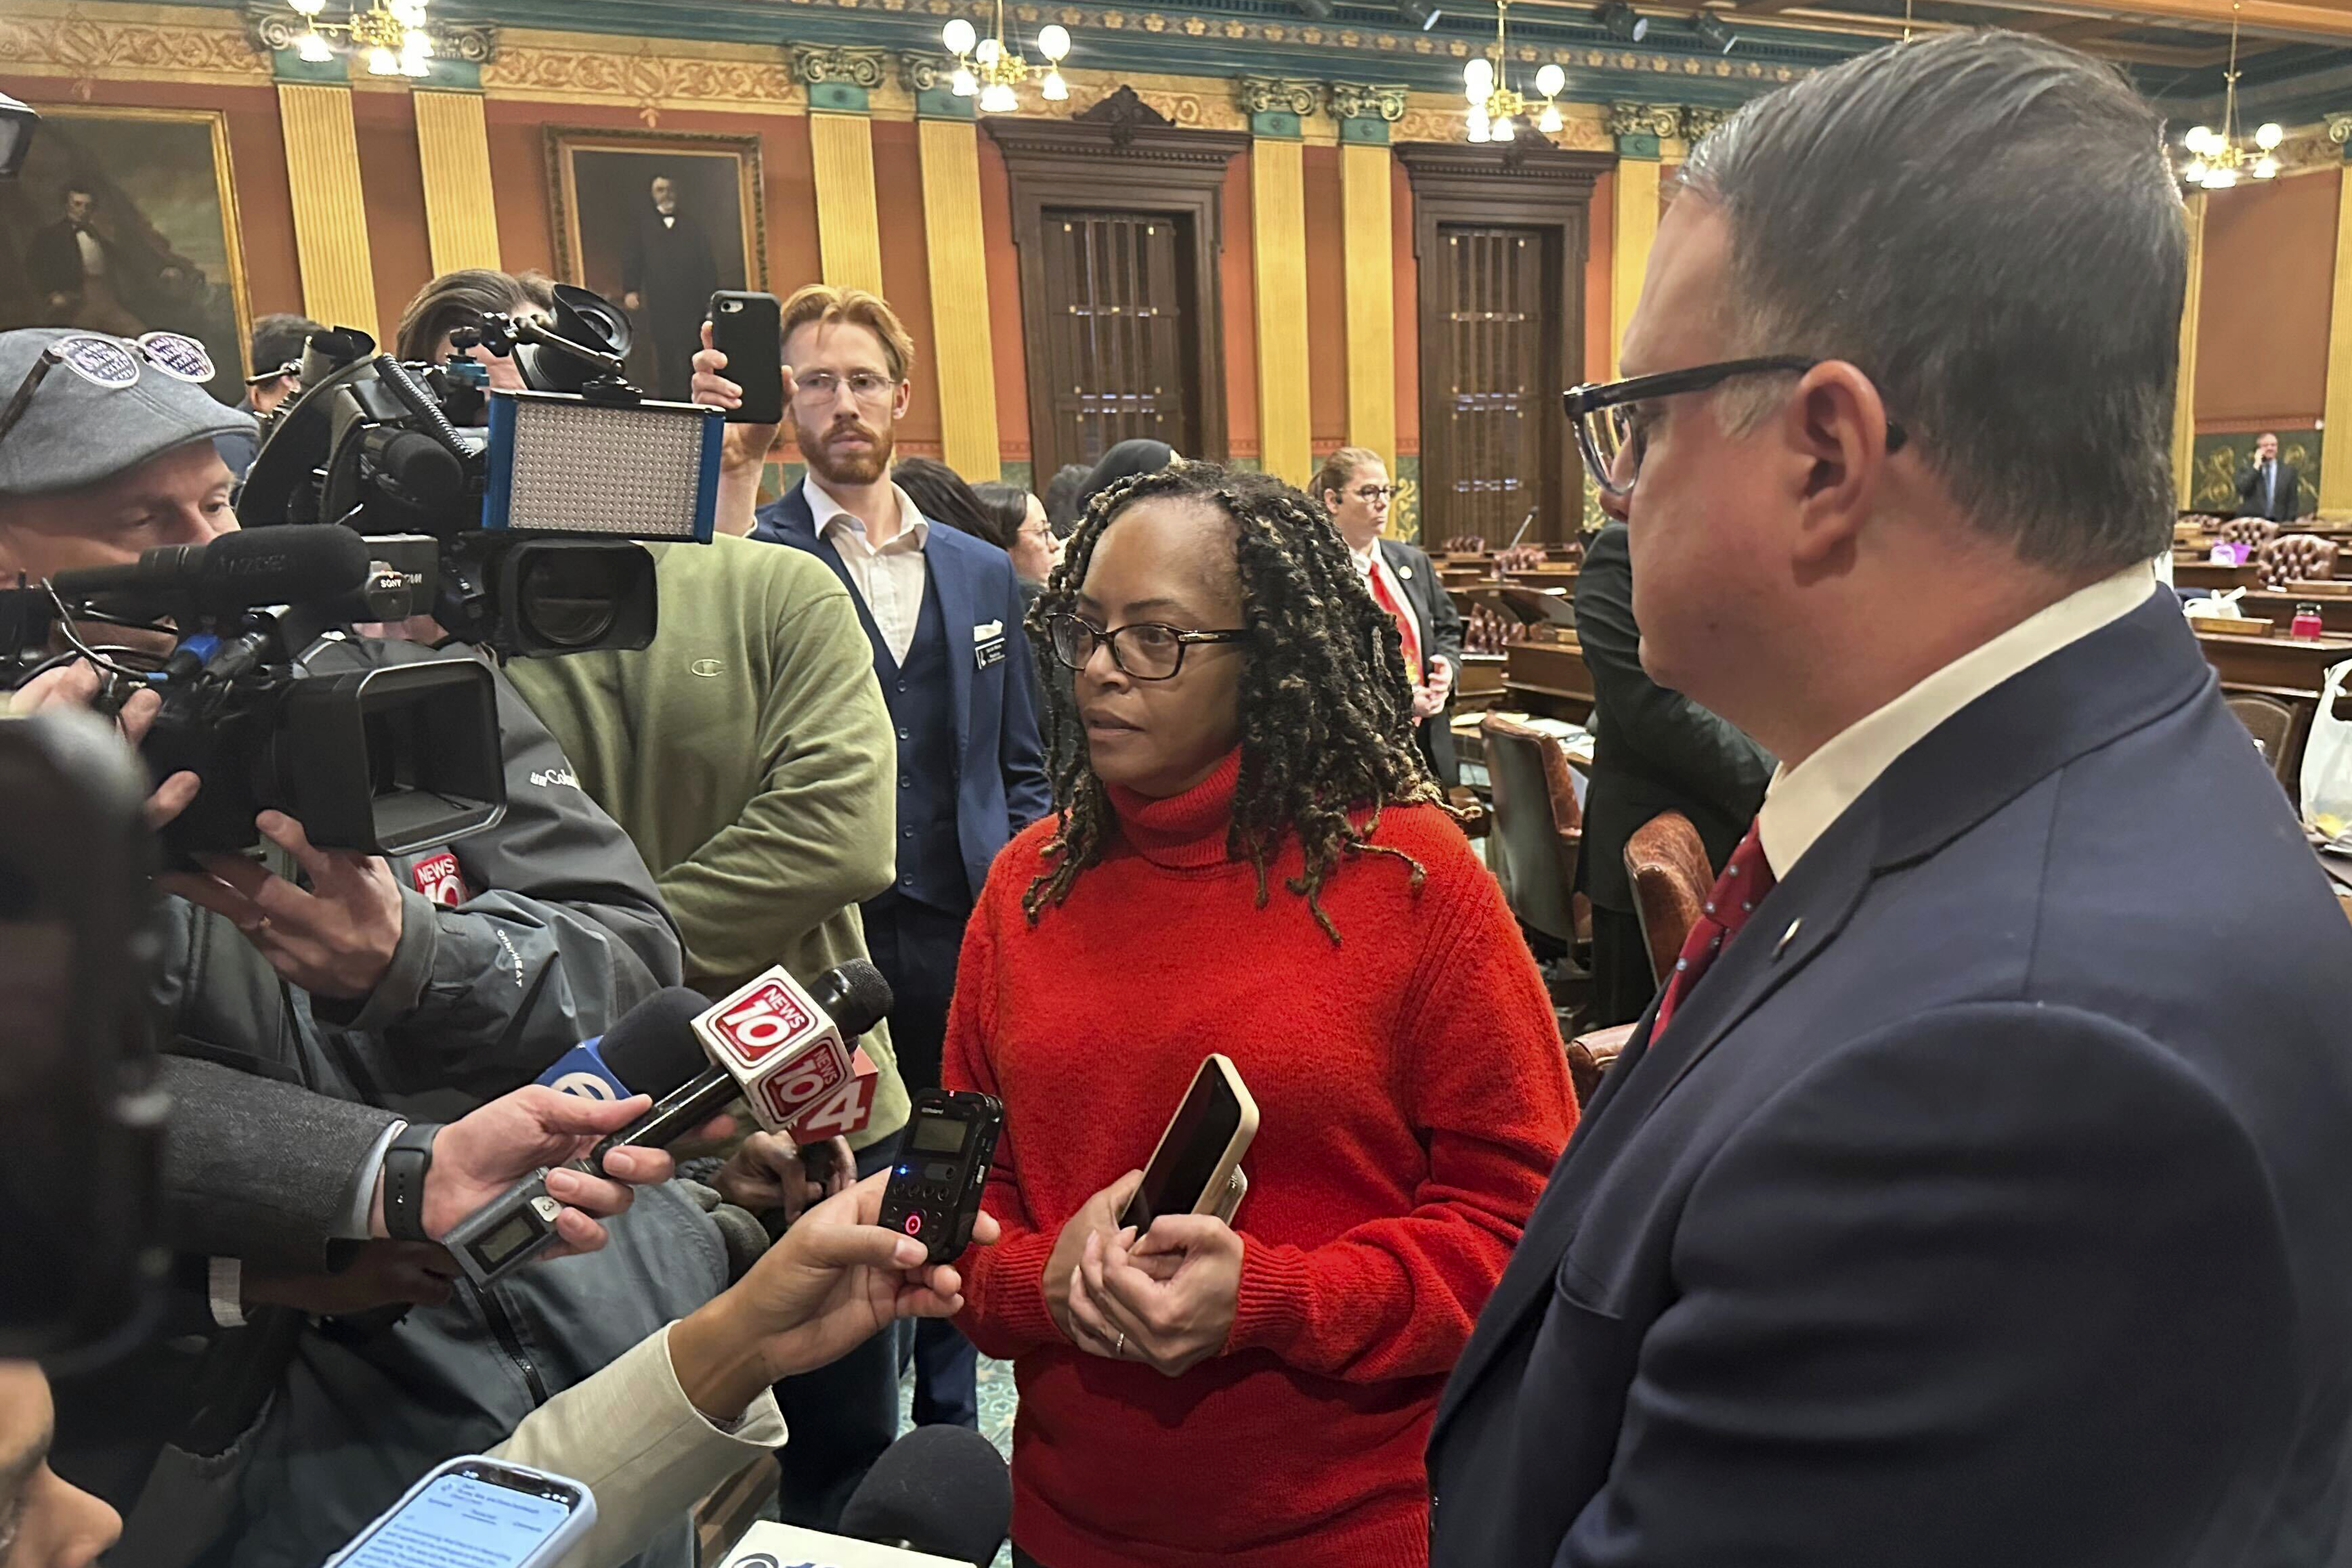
[1681,30,2182,576]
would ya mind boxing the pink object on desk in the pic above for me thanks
[2292,604,2325,639]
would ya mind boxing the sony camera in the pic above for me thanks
[235,284,720,659]
[2,525,505,864]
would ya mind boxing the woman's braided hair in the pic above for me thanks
[1020,462,1448,943]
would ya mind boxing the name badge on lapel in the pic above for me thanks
[974,619,1006,671]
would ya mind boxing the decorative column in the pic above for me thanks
[1607,103,1677,379]
[1331,83,1407,479]
[1236,76,1318,487]
[272,49,376,331]
[905,54,1001,483]
[2321,115,2352,518]
[414,88,502,276]
[793,47,889,297]
[2174,189,2209,511]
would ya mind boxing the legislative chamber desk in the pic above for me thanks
[1501,638,1595,724]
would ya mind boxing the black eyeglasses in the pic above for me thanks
[1047,613,1250,681]
[1563,355,1909,498]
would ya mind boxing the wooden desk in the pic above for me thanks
[1502,638,1595,723]
[2176,560,2262,592]
[1454,652,1506,712]
[2196,628,2352,696]
[2237,591,2352,637]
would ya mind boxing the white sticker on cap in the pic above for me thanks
[138,332,214,384]
[51,335,139,389]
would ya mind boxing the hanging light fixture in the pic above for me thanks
[943,3,1074,114]
[1464,0,1565,143]
[279,0,436,76]
[2178,0,2284,189]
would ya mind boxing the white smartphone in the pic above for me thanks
[328,1456,596,1568]
[1119,1054,1259,1232]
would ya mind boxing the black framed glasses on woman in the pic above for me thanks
[1047,614,1250,682]
[1563,355,1909,498]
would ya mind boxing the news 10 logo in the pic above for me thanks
[706,978,817,1067]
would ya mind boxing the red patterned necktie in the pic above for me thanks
[1650,821,1777,1035]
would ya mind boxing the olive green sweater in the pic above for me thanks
[506,534,908,1146]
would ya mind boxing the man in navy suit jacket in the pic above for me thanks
[1429,33,2352,1568]
[696,285,1047,1485]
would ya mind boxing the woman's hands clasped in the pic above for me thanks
[1051,1170,1242,1379]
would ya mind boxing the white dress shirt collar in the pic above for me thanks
[1756,562,2157,879]
[803,473,929,554]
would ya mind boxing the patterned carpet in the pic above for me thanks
[895,1352,1019,1568]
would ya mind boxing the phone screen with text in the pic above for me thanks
[343,1472,575,1568]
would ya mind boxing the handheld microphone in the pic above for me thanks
[49,525,372,617]
[535,991,709,1102]
[440,988,710,1288]
[592,960,893,1175]
[838,1427,1014,1568]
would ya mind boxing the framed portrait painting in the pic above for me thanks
[545,128,765,403]
[0,105,253,405]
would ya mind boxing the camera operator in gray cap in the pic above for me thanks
[0,323,727,1568]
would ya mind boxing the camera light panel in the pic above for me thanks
[483,392,720,542]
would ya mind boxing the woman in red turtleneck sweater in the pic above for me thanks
[945,465,1577,1568]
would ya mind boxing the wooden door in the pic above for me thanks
[1428,223,1561,548]
[1035,209,1200,477]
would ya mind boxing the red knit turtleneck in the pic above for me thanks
[947,764,1577,1568]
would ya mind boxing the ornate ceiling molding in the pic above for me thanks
[789,42,889,87]
[1232,74,1320,118]
[244,6,498,63]
[0,3,268,87]
[1327,81,1409,122]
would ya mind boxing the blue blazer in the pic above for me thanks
[752,485,1052,902]
[1427,589,2352,1568]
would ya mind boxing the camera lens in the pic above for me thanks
[513,546,626,652]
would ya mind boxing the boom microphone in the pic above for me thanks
[50,525,372,617]
[592,960,893,1175]
[838,1427,1013,1567]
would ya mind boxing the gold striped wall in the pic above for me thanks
[1250,135,1312,487]
[809,112,886,298]
[2321,167,2352,518]
[2173,190,2208,510]
[1609,155,1660,379]
[918,118,1002,483]
[276,82,378,332]
[414,90,503,276]
[1341,142,1397,477]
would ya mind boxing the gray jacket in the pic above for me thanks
[123,635,714,1568]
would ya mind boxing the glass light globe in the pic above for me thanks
[943,18,976,54]
[2256,122,2284,150]
[2185,125,2215,155]
[975,35,1002,65]
[2207,167,2238,189]
[367,44,399,74]
[403,29,431,56]
[951,65,977,95]
[1492,114,1515,140]
[1041,69,1069,100]
[1464,56,1494,93]
[980,80,1018,113]
[1535,62,1564,96]
[2182,158,2208,184]
[1037,23,1070,60]
[290,0,327,15]
[1466,111,1490,142]
[1539,103,1563,133]
[295,29,333,60]
[2256,154,2280,179]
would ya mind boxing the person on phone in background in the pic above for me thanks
[2234,431,2303,523]
[1315,448,1463,789]
[945,464,1575,1568]
[693,285,1048,1451]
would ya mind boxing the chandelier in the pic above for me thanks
[2179,0,2283,189]
[1463,0,1564,143]
[285,0,436,76]
[941,1,1073,114]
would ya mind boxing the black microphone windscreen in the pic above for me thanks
[839,1425,1011,1567]
[187,524,371,613]
[593,986,713,1098]
[810,959,894,1042]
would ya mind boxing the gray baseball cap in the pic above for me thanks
[0,327,256,498]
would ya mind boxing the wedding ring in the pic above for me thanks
[1115,1331,1127,1357]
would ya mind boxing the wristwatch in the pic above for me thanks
[382,1121,445,1242]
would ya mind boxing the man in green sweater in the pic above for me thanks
[505,529,915,1528]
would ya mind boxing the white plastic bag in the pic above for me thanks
[2300,658,2352,838]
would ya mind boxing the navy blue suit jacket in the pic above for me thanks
[752,485,1052,901]
[1428,590,2352,1568]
